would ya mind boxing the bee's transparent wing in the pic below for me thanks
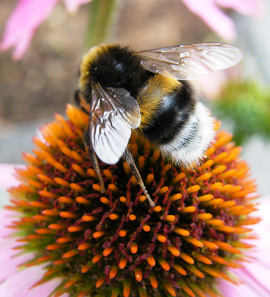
[137,42,242,80]
[90,84,141,165]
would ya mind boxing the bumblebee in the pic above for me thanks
[75,43,242,206]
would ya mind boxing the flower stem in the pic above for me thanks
[85,0,120,48]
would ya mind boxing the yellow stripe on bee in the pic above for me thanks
[137,75,181,129]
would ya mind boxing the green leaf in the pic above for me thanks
[212,81,270,144]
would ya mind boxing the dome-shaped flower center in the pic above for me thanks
[8,104,259,297]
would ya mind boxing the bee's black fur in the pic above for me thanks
[89,45,153,98]
[141,81,195,145]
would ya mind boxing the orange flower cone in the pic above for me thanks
[1,104,267,297]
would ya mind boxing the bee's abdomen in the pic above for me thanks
[138,76,196,145]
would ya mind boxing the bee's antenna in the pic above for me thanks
[123,148,155,207]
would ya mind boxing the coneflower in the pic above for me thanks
[3,104,263,297]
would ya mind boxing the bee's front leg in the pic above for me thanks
[123,148,155,207]
[83,128,105,193]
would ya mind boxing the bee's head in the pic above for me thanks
[80,44,150,98]
[92,45,140,85]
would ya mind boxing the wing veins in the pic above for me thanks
[138,42,242,80]
[89,84,140,164]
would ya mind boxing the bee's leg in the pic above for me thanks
[74,90,81,105]
[83,128,105,193]
[123,148,155,207]
[74,90,90,115]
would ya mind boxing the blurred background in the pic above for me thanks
[0,0,269,197]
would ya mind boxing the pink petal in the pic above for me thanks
[0,209,68,297]
[182,0,236,40]
[63,0,92,13]
[219,267,270,297]
[0,164,23,190]
[0,171,68,296]
[0,209,33,282]
[218,198,270,296]
[0,242,34,283]
[216,0,263,17]
[0,0,59,59]
[0,264,67,297]
[198,67,241,99]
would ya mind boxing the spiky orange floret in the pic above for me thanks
[8,104,259,297]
